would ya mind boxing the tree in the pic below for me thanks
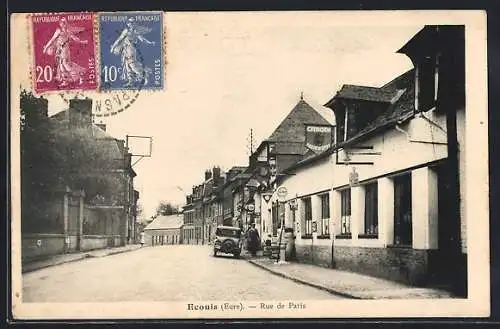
[155,201,179,216]
[20,90,57,233]
[20,90,130,233]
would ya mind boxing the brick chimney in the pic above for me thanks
[213,166,221,185]
[69,98,93,125]
[38,96,49,118]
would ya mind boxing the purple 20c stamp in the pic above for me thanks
[99,12,164,91]
[31,13,98,93]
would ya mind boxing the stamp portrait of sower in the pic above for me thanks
[42,17,89,87]
[99,12,164,91]
[31,12,98,93]
[110,17,156,88]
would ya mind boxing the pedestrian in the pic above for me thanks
[247,223,260,257]
[140,231,145,247]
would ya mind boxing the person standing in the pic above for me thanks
[247,223,260,257]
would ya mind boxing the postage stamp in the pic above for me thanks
[98,11,164,91]
[31,13,98,93]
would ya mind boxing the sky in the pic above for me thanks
[12,12,425,220]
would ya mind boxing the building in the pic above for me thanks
[182,166,225,244]
[143,214,184,246]
[220,166,248,227]
[254,97,335,241]
[270,25,466,295]
[21,97,138,261]
[181,195,195,244]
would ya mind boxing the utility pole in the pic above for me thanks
[246,128,255,156]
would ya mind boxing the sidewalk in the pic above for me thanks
[22,244,142,273]
[248,258,456,299]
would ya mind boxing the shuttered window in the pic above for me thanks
[364,183,378,235]
[394,174,412,246]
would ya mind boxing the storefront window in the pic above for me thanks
[303,197,312,236]
[320,193,330,236]
[364,182,378,235]
[394,173,412,246]
[340,189,351,235]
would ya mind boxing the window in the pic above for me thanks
[364,183,378,235]
[303,197,312,236]
[215,227,241,238]
[416,55,439,112]
[340,189,351,235]
[320,194,330,236]
[394,174,412,246]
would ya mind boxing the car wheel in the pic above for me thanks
[233,253,240,259]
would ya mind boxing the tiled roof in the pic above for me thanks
[275,142,309,155]
[267,99,331,144]
[343,69,415,145]
[48,108,126,171]
[144,214,184,230]
[335,85,400,103]
[283,69,416,173]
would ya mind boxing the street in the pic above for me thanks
[23,245,342,302]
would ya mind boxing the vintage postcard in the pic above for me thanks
[10,10,489,319]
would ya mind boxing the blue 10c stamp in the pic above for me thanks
[98,12,164,91]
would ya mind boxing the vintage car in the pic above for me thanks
[213,226,242,258]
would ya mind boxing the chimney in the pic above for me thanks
[69,98,93,124]
[213,166,221,178]
[205,170,212,181]
[38,96,49,118]
[213,166,221,185]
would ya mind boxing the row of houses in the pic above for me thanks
[21,96,141,261]
[177,25,467,295]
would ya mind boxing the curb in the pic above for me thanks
[247,260,361,299]
[22,254,90,274]
[87,246,141,258]
[22,246,141,273]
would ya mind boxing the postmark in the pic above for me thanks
[31,13,98,93]
[58,90,141,118]
[98,12,164,91]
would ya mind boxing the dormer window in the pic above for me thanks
[415,53,440,112]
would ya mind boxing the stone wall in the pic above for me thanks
[22,234,126,261]
[296,243,433,286]
[80,235,111,251]
[295,243,334,268]
[22,234,66,261]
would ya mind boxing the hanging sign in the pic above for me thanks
[262,192,273,203]
[277,186,288,202]
[246,203,255,212]
[305,125,333,154]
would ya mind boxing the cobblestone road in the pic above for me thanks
[23,245,341,302]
